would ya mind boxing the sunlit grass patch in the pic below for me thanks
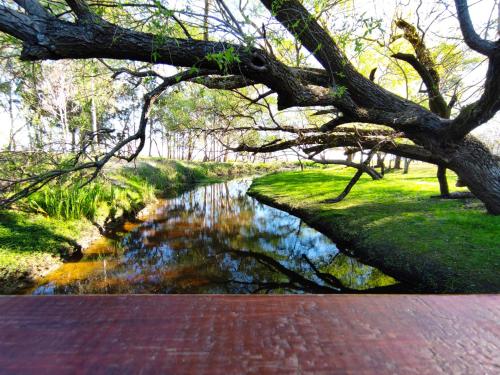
[249,163,500,292]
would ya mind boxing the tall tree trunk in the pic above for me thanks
[71,128,76,152]
[160,128,164,158]
[447,136,500,215]
[437,165,450,197]
[403,158,411,174]
[203,132,208,161]
[394,156,401,169]
[7,82,16,151]
[212,136,216,161]
[375,152,386,176]
[27,122,34,151]
[203,0,210,42]
[179,133,183,160]
[148,117,153,157]
[182,132,187,160]
[223,134,229,162]
[187,132,193,161]
[175,133,179,159]
[168,135,172,159]
[59,107,67,152]
[90,76,98,147]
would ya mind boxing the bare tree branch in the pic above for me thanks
[454,0,498,56]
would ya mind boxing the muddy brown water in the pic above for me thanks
[28,179,405,294]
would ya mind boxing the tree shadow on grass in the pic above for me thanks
[0,211,82,259]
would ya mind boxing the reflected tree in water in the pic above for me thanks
[33,181,404,295]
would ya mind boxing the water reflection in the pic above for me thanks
[31,180,402,294]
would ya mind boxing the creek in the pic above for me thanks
[29,179,406,294]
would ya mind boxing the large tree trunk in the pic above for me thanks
[403,158,411,174]
[447,136,500,214]
[375,152,386,176]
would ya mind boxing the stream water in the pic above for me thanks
[29,179,404,294]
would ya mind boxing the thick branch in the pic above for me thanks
[450,55,500,136]
[322,151,377,204]
[0,6,41,42]
[233,131,439,165]
[307,157,382,180]
[193,125,320,134]
[392,53,450,118]
[13,0,50,17]
[392,19,450,119]
[191,75,255,90]
[259,0,429,116]
[454,0,498,56]
[65,0,97,20]
[320,115,354,132]
[394,19,440,84]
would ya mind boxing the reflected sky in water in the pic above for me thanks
[32,179,401,294]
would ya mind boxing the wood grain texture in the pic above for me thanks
[0,295,499,374]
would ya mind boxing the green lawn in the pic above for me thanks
[249,164,500,292]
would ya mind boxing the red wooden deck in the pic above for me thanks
[0,295,499,374]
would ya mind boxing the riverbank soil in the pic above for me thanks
[249,164,500,292]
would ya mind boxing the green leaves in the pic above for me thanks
[149,2,178,62]
[153,0,174,17]
[205,47,241,73]
[330,84,347,98]
[271,0,287,15]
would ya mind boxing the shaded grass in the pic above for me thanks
[249,164,500,292]
[0,210,96,292]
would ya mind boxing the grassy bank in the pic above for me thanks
[0,159,292,293]
[121,159,293,195]
[249,164,500,293]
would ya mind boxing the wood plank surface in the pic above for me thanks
[0,295,499,374]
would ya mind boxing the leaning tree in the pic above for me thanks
[0,0,499,213]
